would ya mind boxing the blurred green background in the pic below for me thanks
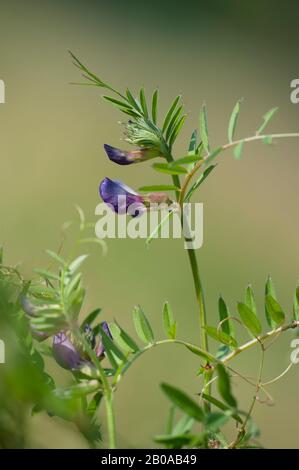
[1,0,299,448]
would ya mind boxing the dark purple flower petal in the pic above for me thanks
[99,177,146,216]
[52,332,84,370]
[96,321,112,358]
[104,144,159,165]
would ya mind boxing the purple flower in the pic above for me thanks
[99,177,146,216]
[96,321,112,358]
[104,144,159,165]
[52,332,85,370]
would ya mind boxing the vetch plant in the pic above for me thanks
[1,55,299,450]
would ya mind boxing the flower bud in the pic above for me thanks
[104,144,160,165]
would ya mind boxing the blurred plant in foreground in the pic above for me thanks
[1,54,299,449]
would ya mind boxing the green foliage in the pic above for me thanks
[132,305,155,344]
[162,301,177,339]
[237,302,262,337]
[161,383,204,422]
[216,364,237,408]
[228,100,241,143]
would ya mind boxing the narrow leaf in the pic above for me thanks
[188,130,197,154]
[126,89,142,113]
[184,165,216,201]
[203,147,222,167]
[68,254,89,274]
[245,285,258,317]
[162,95,181,133]
[46,250,65,266]
[237,302,262,337]
[151,89,158,123]
[162,301,176,339]
[265,276,277,328]
[139,88,148,118]
[109,322,139,354]
[81,308,102,328]
[152,163,187,175]
[199,104,210,153]
[165,106,183,141]
[228,100,241,143]
[257,107,279,135]
[216,364,237,408]
[205,326,237,348]
[54,380,100,399]
[201,393,242,424]
[98,324,127,363]
[132,305,154,344]
[139,185,179,192]
[169,114,187,147]
[102,95,133,110]
[265,295,285,326]
[218,296,235,339]
[172,155,200,166]
[87,392,103,417]
[205,412,231,431]
[161,383,205,422]
[293,286,299,321]
[34,269,60,282]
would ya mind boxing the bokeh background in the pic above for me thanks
[1,0,299,448]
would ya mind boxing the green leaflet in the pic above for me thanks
[216,364,237,408]
[184,165,216,201]
[162,301,177,339]
[81,308,102,328]
[109,322,139,354]
[293,285,299,321]
[245,285,257,317]
[201,393,242,424]
[218,296,235,339]
[162,95,181,133]
[265,276,277,329]
[203,147,222,167]
[161,383,204,422]
[139,88,149,118]
[265,295,285,326]
[152,162,187,175]
[228,100,241,143]
[205,326,237,349]
[237,302,262,337]
[139,184,179,192]
[132,305,154,344]
[257,107,279,135]
[199,104,210,153]
[151,89,159,123]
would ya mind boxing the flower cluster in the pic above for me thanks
[100,144,170,215]
[21,296,111,371]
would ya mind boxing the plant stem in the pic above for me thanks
[187,248,208,352]
[165,147,211,408]
[105,394,117,449]
[223,320,299,363]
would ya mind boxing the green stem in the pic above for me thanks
[164,146,211,408]
[187,248,208,352]
[105,394,117,449]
